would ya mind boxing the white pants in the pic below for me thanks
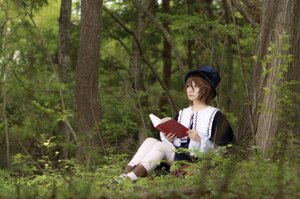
[128,138,175,172]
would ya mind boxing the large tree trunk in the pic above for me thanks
[57,0,72,159]
[75,0,103,161]
[238,0,300,155]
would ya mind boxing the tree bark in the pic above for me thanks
[238,0,300,155]
[58,0,72,80]
[75,0,103,160]
[57,0,72,159]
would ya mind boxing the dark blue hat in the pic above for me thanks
[184,65,221,99]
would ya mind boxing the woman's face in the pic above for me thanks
[186,81,200,102]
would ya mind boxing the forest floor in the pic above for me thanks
[1,150,299,199]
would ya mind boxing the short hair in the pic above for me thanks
[185,75,212,105]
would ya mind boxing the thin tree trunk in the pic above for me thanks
[186,0,195,69]
[220,0,233,112]
[129,0,153,144]
[186,40,193,69]
[3,87,9,166]
[2,0,10,166]
[75,0,103,161]
[58,0,72,159]
[158,0,172,113]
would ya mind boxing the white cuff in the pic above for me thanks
[173,138,181,147]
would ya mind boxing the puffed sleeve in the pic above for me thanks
[209,111,235,146]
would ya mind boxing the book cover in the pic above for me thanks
[149,114,189,138]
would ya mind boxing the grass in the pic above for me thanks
[0,149,299,199]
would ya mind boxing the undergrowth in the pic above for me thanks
[0,149,299,199]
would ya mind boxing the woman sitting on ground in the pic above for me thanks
[119,65,235,182]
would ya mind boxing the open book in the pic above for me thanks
[149,114,189,138]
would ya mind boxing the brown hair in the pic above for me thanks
[185,75,212,105]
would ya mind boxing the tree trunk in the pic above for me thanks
[219,0,233,112]
[57,0,72,159]
[186,0,195,69]
[58,0,72,80]
[75,0,103,161]
[130,0,153,144]
[158,0,172,113]
[238,0,300,155]
[288,1,300,155]
[1,1,10,166]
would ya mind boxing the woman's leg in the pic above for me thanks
[125,141,175,181]
[139,141,175,173]
[125,138,160,170]
[121,138,175,181]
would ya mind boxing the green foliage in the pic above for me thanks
[100,87,139,149]
[1,0,299,197]
[1,151,299,198]
[11,153,38,175]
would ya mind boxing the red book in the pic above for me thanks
[149,114,189,138]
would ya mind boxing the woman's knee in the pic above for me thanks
[152,142,175,163]
[153,141,175,151]
[143,137,159,145]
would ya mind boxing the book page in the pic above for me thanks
[149,114,172,127]
[160,117,172,123]
[149,114,160,127]
[149,113,188,138]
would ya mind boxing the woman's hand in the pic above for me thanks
[164,133,177,142]
[187,130,201,142]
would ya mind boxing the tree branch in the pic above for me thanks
[230,0,259,27]
[103,6,179,112]
[132,0,186,72]
[12,135,44,172]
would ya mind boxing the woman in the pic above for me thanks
[119,65,234,182]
